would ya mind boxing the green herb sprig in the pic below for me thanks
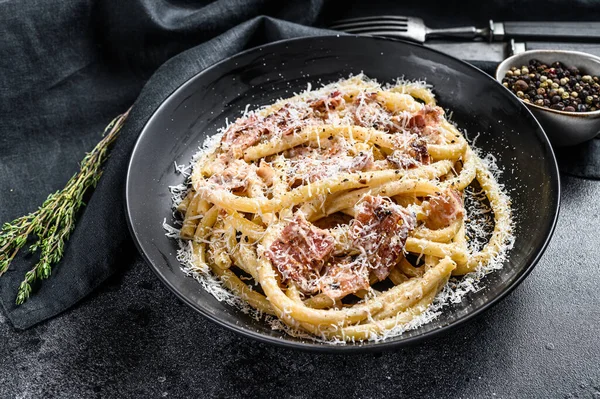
[0,109,130,304]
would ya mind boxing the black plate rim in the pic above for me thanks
[125,35,561,353]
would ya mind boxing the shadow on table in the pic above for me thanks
[554,137,600,180]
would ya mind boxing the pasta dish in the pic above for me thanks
[169,75,513,342]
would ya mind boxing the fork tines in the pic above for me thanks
[329,16,409,32]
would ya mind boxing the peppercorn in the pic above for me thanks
[578,104,588,112]
[551,95,561,104]
[516,91,524,98]
[514,80,529,92]
[560,78,569,86]
[562,91,570,99]
[535,99,544,106]
[565,106,576,112]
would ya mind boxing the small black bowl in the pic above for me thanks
[126,36,560,352]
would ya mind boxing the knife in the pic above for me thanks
[425,40,600,65]
[512,41,600,57]
[491,20,600,42]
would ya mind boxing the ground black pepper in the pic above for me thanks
[502,59,600,112]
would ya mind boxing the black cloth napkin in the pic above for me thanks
[555,138,600,178]
[1,0,599,330]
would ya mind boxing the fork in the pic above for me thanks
[328,16,495,43]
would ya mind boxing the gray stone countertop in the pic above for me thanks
[1,174,599,398]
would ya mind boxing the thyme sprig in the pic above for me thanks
[0,109,130,304]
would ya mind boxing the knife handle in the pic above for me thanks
[500,21,600,42]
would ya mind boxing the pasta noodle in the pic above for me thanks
[171,75,513,342]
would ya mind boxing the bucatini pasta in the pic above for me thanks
[168,75,513,342]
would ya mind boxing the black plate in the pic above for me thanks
[126,36,560,352]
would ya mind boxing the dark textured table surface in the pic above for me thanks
[1,173,599,398]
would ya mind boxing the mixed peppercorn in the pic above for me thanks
[502,59,600,112]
